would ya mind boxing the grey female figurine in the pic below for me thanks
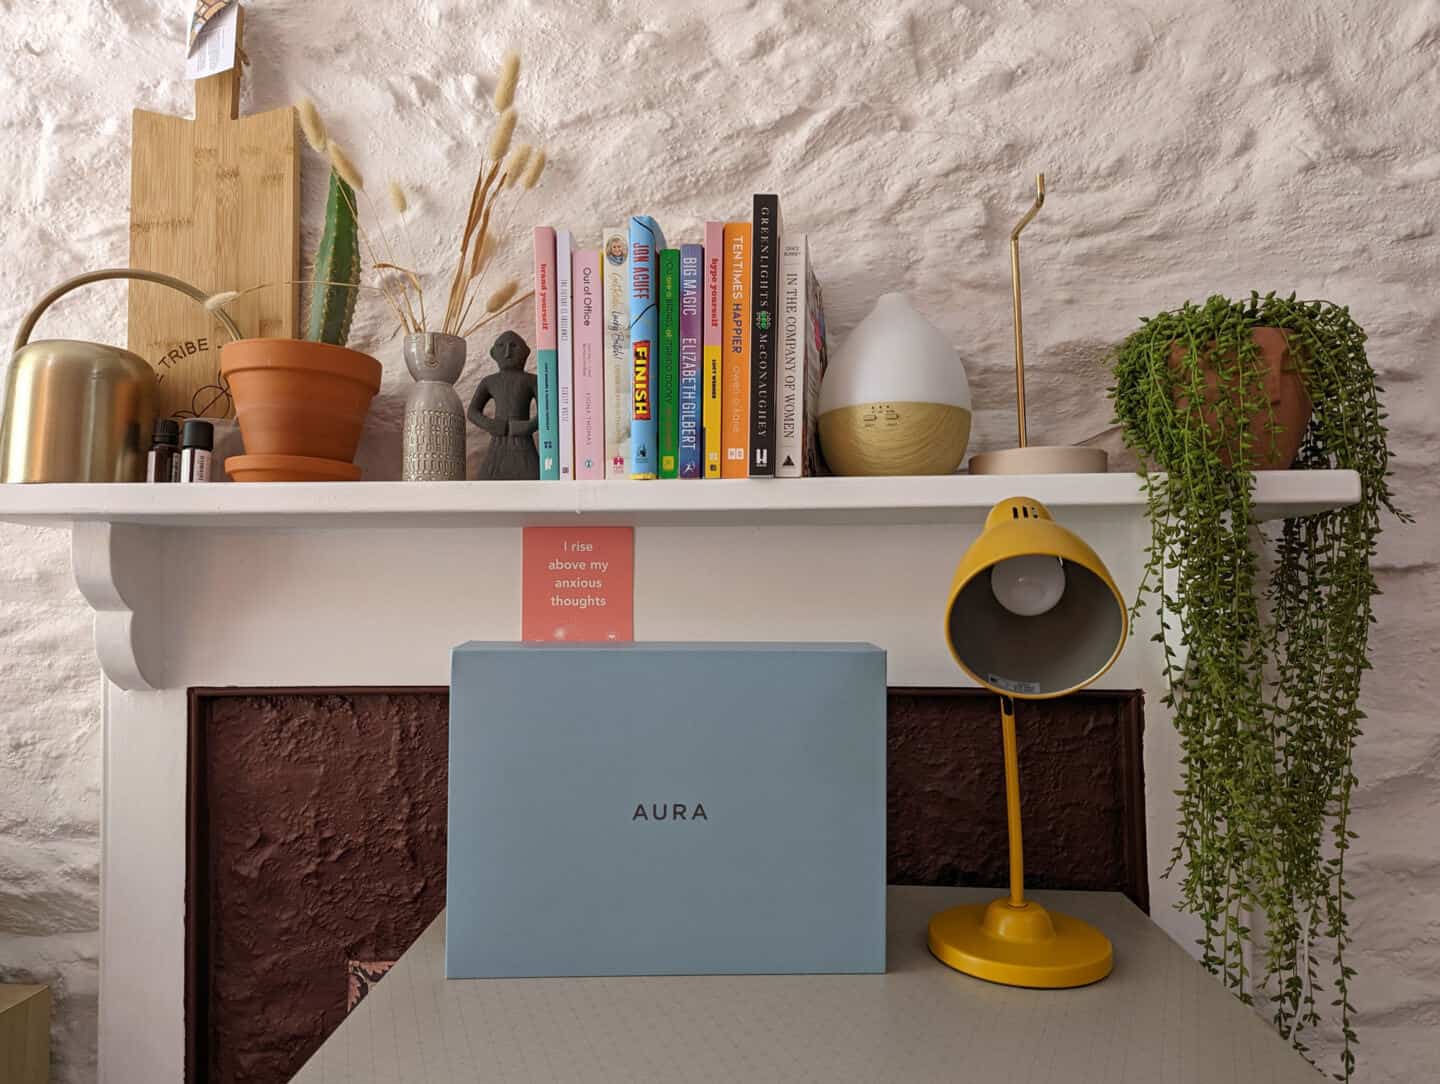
[468,331,540,480]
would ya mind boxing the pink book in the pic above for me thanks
[702,221,724,478]
[573,249,605,479]
[533,227,560,479]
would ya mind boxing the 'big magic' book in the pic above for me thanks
[679,243,704,479]
[628,216,665,479]
[533,227,559,480]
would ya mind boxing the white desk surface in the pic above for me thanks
[293,886,1321,1083]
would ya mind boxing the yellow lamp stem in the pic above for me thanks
[1000,695,1025,909]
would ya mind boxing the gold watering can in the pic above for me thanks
[0,269,242,482]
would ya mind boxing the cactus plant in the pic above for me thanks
[306,168,361,347]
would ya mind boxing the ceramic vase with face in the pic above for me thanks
[818,293,972,476]
[402,333,467,481]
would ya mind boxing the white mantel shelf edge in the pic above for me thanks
[0,470,1360,693]
[0,470,1360,529]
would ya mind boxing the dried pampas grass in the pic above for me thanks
[297,98,327,153]
[502,143,532,189]
[440,53,548,336]
[327,141,365,191]
[492,51,520,112]
[522,149,546,189]
[485,279,519,313]
[298,44,549,339]
[387,180,409,215]
[488,107,518,162]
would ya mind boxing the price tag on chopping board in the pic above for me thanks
[522,527,635,642]
[186,1,239,81]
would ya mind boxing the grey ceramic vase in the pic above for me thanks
[402,333,467,481]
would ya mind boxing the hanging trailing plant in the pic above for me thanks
[1110,293,1406,1081]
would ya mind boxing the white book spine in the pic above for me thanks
[555,229,575,480]
[776,236,806,477]
[602,226,631,477]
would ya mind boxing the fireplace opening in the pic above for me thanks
[187,687,1145,1084]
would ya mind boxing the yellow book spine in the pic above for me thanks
[702,343,722,478]
[721,222,752,479]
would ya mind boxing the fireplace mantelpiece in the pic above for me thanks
[0,473,1360,691]
[0,472,1361,1083]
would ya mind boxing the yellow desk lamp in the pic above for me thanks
[928,496,1128,987]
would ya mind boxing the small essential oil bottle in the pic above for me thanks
[179,420,214,483]
[146,419,180,483]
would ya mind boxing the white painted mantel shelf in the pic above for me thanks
[0,471,1359,693]
[0,469,1359,528]
[0,469,1359,1083]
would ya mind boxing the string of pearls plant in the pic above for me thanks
[1110,293,1407,1081]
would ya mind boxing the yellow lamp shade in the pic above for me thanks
[929,497,1128,989]
[944,497,1127,700]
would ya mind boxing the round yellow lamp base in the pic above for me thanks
[928,898,1113,989]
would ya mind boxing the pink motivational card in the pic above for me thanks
[522,527,635,642]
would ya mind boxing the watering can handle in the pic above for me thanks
[12,268,244,356]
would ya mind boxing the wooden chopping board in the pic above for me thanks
[129,6,299,420]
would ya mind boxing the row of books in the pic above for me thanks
[531,195,828,479]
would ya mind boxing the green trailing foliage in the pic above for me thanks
[1110,294,1406,1081]
[306,168,361,347]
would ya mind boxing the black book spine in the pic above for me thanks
[748,193,780,476]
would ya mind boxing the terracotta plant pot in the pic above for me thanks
[1170,327,1312,469]
[220,339,382,462]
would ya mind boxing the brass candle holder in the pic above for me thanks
[968,174,1108,475]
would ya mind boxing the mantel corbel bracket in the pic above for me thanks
[71,521,159,691]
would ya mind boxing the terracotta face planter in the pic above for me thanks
[1170,327,1312,470]
[220,339,383,463]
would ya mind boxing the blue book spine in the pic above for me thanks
[628,215,666,478]
[678,244,704,479]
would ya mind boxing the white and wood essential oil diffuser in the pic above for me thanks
[818,292,974,476]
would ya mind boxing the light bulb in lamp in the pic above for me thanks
[990,555,1066,617]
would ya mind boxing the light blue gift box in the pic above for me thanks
[446,642,887,977]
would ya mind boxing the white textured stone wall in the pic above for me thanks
[0,1,1435,1080]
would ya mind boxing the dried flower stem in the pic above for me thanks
[444,158,504,335]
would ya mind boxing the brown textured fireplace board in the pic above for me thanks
[186,685,1145,1084]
